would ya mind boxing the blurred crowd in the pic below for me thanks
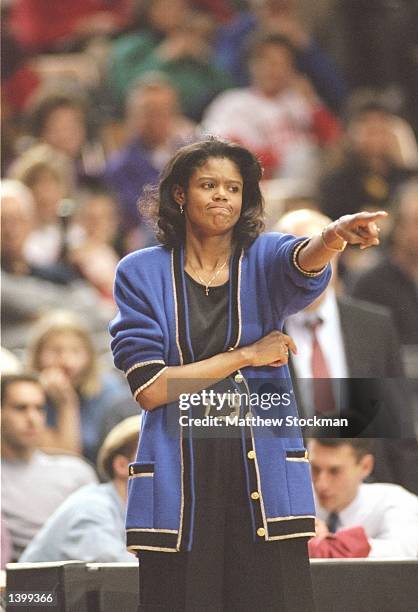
[1,0,418,566]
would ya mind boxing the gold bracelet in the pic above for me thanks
[321,226,347,252]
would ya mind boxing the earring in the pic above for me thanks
[180,204,184,214]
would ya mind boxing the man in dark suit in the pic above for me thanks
[276,208,418,494]
[350,179,418,347]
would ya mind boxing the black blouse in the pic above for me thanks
[185,272,229,361]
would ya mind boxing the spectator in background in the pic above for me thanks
[1,179,74,284]
[68,182,121,302]
[8,144,73,268]
[2,180,50,278]
[108,0,230,120]
[319,99,415,221]
[25,87,106,180]
[104,77,197,250]
[20,415,140,563]
[276,208,418,494]
[215,0,347,112]
[308,439,418,559]
[351,180,418,348]
[27,311,138,463]
[9,0,135,53]
[1,181,113,352]
[203,33,340,181]
[1,374,97,560]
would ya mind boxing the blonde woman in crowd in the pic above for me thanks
[27,311,137,463]
[8,143,74,268]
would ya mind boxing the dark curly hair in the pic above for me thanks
[141,138,265,248]
[27,90,88,138]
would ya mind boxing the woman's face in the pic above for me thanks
[179,157,244,239]
[42,106,86,158]
[78,195,119,243]
[249,43,295,97]
[349,111,393,159]
[148,0,187,34]
[30,170,65,223]
[38,331,91,387]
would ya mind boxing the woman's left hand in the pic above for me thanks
[326,210,388,250]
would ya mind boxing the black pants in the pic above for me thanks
[137,438,315,612]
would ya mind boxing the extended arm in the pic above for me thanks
[298,211,388,272]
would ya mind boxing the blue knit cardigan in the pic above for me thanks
[110,232,331,553]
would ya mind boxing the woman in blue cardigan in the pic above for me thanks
[110,138,386,611]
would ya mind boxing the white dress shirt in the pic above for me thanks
[286,289,349,415]
[202,87,321,181]
[315,483,418,558]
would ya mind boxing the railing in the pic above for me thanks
[4,558,418,612]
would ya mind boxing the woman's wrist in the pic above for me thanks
[321,223,347,252]
[228,346,253,370]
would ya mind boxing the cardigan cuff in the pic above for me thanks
[126,360,167,399]
[291,238,328,277]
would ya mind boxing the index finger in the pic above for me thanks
[355,210,388,221]
[282,333,298,355]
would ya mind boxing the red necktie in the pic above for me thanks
[310,319,336,414]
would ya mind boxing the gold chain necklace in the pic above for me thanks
[187,258,228,296]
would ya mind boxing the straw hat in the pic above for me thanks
[97,415,140,480]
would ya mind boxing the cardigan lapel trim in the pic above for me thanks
[241,428,266,538]
[225,247,244,350]
[170,244,244,552]
[178,433,193,551]
[172,245,244,360]
[172,248,193,364]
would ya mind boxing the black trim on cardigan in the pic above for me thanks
[127,530,178,550]
[286,450,307,459]
[129,463,155,475]
[267,517,315,538]
[291,238,328,278]
[127,364,166,396]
